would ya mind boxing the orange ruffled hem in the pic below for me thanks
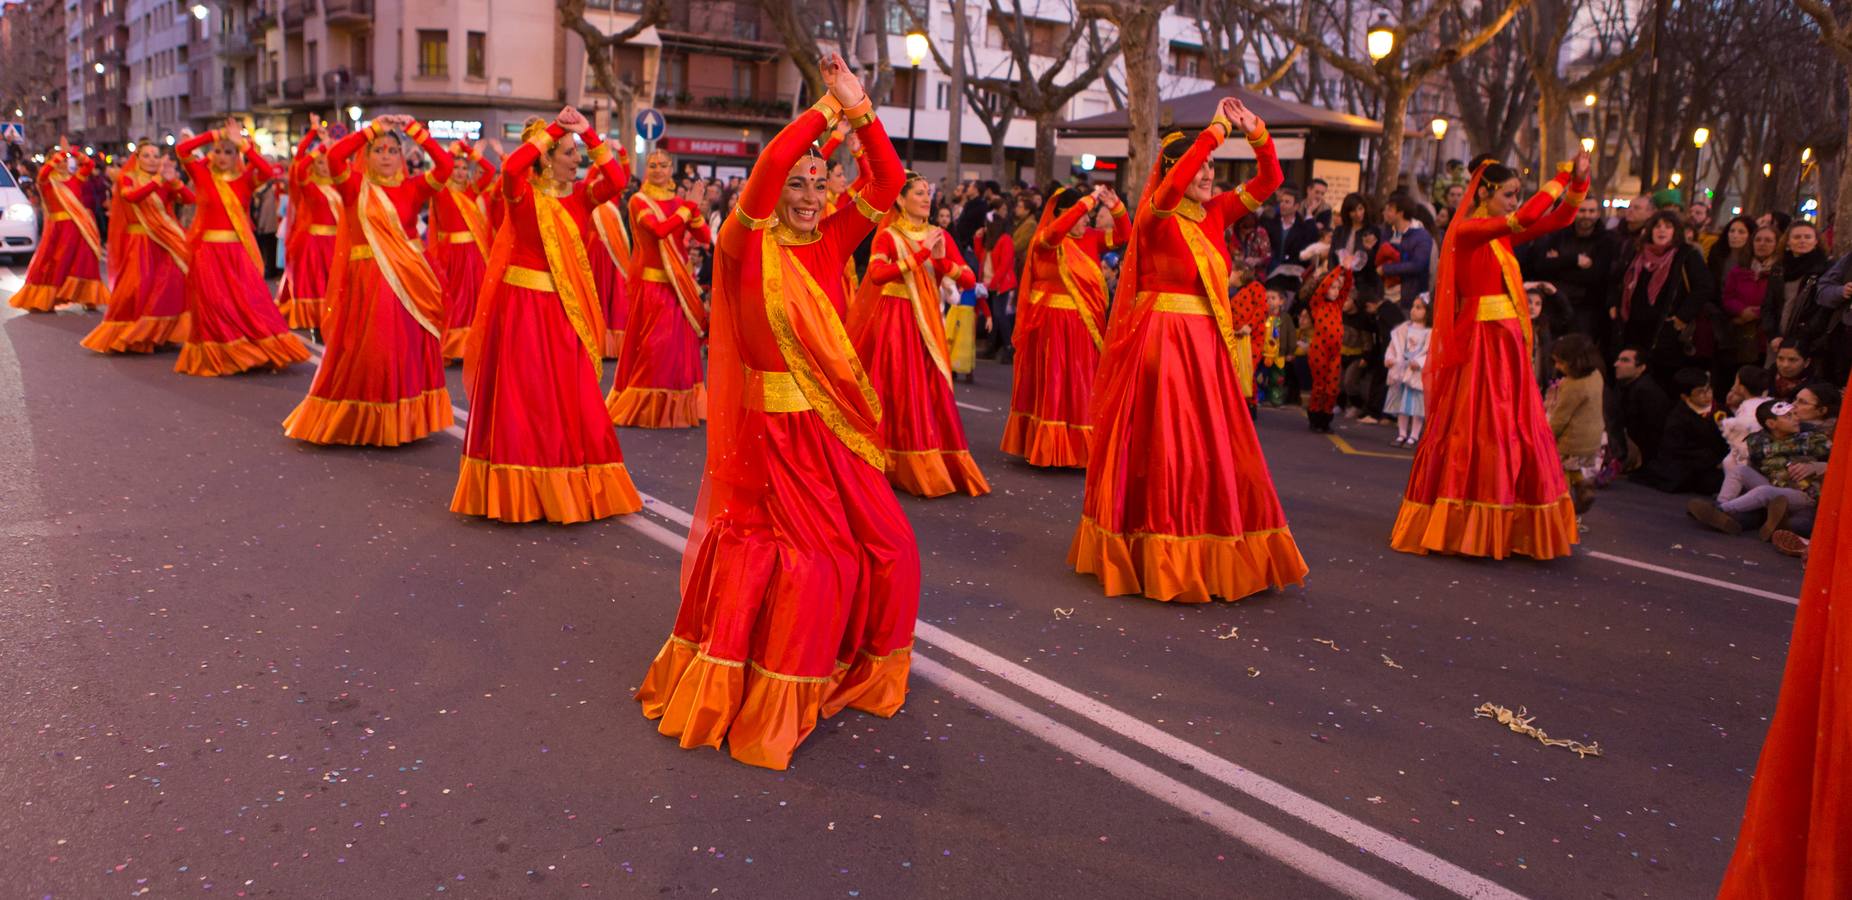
[282,387,453,446]
[999,411,1091,469]
[635,636,912,770]
[606,384,707,428]
[449,456,642,524]
[175,332,311,376]
[1389,495,1578,560]
[441,327,470,362]
[888,448,991,498]
[80,313,191,354]
[8,282,59,312]
[285,297,323,331]
[1069,515,1309,604]
[55,276,106,308]
[602,328,623,360]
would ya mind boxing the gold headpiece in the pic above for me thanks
[519,116,549,145]
[1162,131,1188,149]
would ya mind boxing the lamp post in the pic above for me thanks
[1691,126,1709,199]
[1428,116,1446,180]
[904,30,928,170]
[1366,12,1396,61]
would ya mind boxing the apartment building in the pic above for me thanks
[0,0,68,149]
[68,0,133,151]
[125,0,194,143]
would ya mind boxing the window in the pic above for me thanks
[417,29,447,78]
[352,34,369,76]
[466,31,484,79]
[891,67,919,107]
[1167,45,1205,78]
[731,61,756,99]
[884,0,926,35]
[935,82,949,110]
[305,40,317,78]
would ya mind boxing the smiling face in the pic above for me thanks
[645,151,672,188]
[778,155,828,234]
[135,143,162,175]
[900,178,931,221]
[1184,158,1215,203]
[367,135,404,180]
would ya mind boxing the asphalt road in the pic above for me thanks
[0,266,1804,899]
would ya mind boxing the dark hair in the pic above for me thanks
[1735,364,1772,396]
[1799,381,1841,417]
[1048,184,1082,213]
[1310,177,1328,189]
[1773,342,1809,360]
[1755,402,1789,429]
[1474,164,1519,202]
[984,204,1012,245]
[1766,210,1793,232]
[981,180,1001,196]
[1639,210,1685,246]
[1384,196,1418,220]
[1707,214,1760,274]
[1468,153,1501,173]
[1159,133,1192,176]
[826,159,844,175]
[1338,192,1376,227]
[1276,185,1301,202]
[1673,367,1711,396]
[1551,333,1602,378]
[1617,345,1648,365]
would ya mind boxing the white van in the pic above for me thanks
[0,163,39,264]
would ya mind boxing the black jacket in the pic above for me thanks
[1605,374,1671,467]
[1631,403,1726,494]
[1607,244,1712,357]
[1534,225,1619,315]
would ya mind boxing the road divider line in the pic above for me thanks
[1584,550,1798,605]
[910,654,1421,900]
[1327,433,1414,460]
[955,401,993,413]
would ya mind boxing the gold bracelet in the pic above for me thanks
[809,94,845,130]
[1246,125,1270,147]
[406,122,428,141]
[853,191,883,222]
[588,143,614,165]
[844,97,877,129]
[1209,114,1233,139]
[733,206,776,230]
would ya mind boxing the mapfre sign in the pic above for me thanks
[661,137,758,157]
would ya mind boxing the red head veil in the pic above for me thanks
[1422,160,1491,400]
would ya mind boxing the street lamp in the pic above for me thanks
[904,30,928,170]
[1366,13,1396,61]
[1428,117,1447,141]
[1580,136,1596,154]
[1691,127,1709,197]
[1669,171,1682,187]
[93,62,105,74]
[348,105,363,124]
[1763,162,1773,177]
[191,3,209,20]
[1802,147,1813,165]
[1583,93,1597,108]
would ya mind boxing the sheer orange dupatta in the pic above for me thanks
[1424,164,1489,401]
[632,192,709,337]
[592,201,634,272]
[447,184,493,257]
[851,214,954,386]
[1014,191,1108,354]
[323,172,444,340]
[107,172,191,286]
[44,175,103,262]
[466,185,606,388]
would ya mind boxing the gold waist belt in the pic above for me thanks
[1139,290,1213,317]
[126,224,149,236]
[201,229,242,243]
[1476,293,1520,322]
[439,230,477,244]
[503,264,555,291]
[1033,289,1078,311]
[880,282,912,299]
[640,267,671,284]
[48,211,73,222]
[745,367,811,413]
[348,238,422,261]
[307,224,339,236]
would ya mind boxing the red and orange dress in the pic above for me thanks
[1070,118,1307,603]
[80,168,192,353]
[1390,164,1586,560]
[282,120,453,445]
[817,132,872,299]
[849,212,989,496]
[174,130,309,376]
[1002,190,1127,468]
[429,143,497,361]
[607,181,709,427]
[276,129,343,331]
[583,162,634,359]
[11,150,105,312]
[450,123,642,524]
[635,92,914,771]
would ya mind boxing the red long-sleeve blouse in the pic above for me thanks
[176,129,279,231]
[38,150,96,214]
[497,123,627,271]
[430,147,499,237]
[1031,194,1128,289]
[1135,122,1282,296]
[322,120,454,236]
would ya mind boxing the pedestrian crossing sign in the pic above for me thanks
[0,123,24,143]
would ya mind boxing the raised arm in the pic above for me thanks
[499,122,561,199]
[290,128,321,185]
[73,151,96,181]
[1511,164,1589,246]
[325,123,373,178]
[1100,200,1131,249]
[821,112,901,250]
[469,145,499,195]
[405,121,454,196]
[1037,194,1095,249]
[1208,123,1283,222]
[176,130,215,160]
[35,152,62,183]
[241,138,278,184]
[581,139,628,208]
[1151,122,1224,213]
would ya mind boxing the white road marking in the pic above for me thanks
[910,655,1423,900]
[955,401,992,413]
[1584,550,1799,606]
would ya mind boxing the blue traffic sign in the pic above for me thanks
[635,108,665,142]
[0,122,24,143]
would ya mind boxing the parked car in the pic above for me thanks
[0,163,38,265]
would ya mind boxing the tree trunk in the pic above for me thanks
[1032,113,1058,189]
[991,126,1011,183]
[1835,69,1852,238]
[947,0,967,183]
[1374,83,1411,204]
[1117,7,1162,204]
[1535,83,1568,173]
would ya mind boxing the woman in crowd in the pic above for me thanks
[173,122,309,375]
[282,115,452,444]
[1071,97,1308,603]
[450,108,641,524]
[634,55,914,770]
[850,171,989,497]
[608,149,710,428]
[1002,182,1126,468]
[1610,209,1712,381]
[81,140,192,353]
[1719,225,1781,379]
[1391,153,1591,560]
[275,122,343,336]
[429,139,498,361]
[11,140,104,313]
[1762,220,1829,362]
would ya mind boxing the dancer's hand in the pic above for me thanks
[926,229,946,259]
[1572,149,1591,181]
[556,106,591,135]
[820,53,867,109]
[1227,100,1264,136]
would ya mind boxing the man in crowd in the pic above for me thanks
[1534,197,1619,346]
[1607,347,1671,472]
[1378,196,1432,303]
[953,180,1000,263]
[1265,188,1321,280]
[1305,177,1332,225]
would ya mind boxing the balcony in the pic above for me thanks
[283,0,312,27]
[654,86,788,123]
[320,67,373,97]
[660,1,778,57]
[282,74,314,99]
[323,0,372,27]
[251,3,277,30]
[215,30,257,59]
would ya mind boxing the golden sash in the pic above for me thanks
[128,183,190,274]
[763,228,884,469]
[531,188,605,382]
[210,172,265,270]
[887,224,955,386]
[44,176,102,260]
[592,201,633,273]
[633,191,708,337]
[1053,236,1107,350]
[356,178,445,338]
[1173,215,1245,378]
[446,186,492,256]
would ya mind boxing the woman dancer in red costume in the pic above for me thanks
[429,139,497,361]
[1002,183,1127,468]
[848,171,989,497]
[173,122,309,375]
[282,115,453,445]
[1071,98,1309,603]
[607,148,710,427]
[584,146,635,360]
[80,141,192,353]
[635,55,915,770]
[275,121,343,336]
[11,140,105,313]
[1390,153,1591,560]
[450,108,642,524]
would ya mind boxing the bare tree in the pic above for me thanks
[1520,0,1641,171]
[1441,5,1535,163]
[987,0,1122,186]
[765,0,896,106]
[1223,0,1535,201]
[1076,0,1170,202]
[900,1,1020,181]
[1191,0,1306,91]
[558,0,670,147]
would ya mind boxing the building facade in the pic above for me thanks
[0,0,70,151]
[125,0,194,144]
[68,0,133,152]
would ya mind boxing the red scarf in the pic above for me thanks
[1620,241,1677,323]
